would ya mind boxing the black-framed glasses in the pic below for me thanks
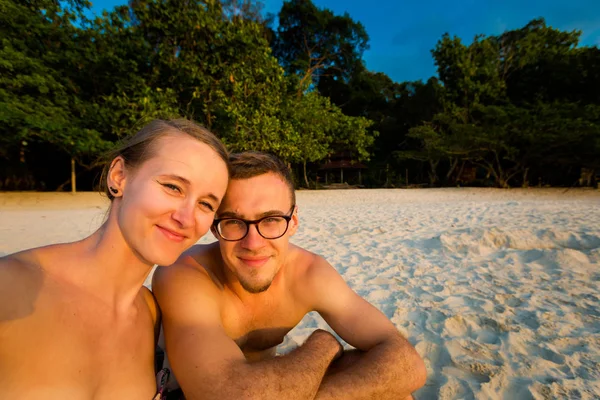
[213,205,296,241]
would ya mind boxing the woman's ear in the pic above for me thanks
[107,156,127,197]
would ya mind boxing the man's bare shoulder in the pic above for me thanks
[0,250,46,322]
[140,286,160,326]
[288,244,332,278]
[152,243,223,297]
[287,245,340,294]
[151,244,224,328]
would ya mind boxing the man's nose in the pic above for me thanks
[240,223,265,249]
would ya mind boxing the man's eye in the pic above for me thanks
[223,219,244,227]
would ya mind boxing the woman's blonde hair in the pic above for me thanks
[100,119,229,200]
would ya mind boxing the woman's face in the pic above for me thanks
[111,133,229,266]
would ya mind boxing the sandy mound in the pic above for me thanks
[2,188,599,399]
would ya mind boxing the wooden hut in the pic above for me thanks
[319,152,367,186]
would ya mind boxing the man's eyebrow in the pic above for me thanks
[257,210,287,218]
[217,211,241,219]
[217,209,286,219]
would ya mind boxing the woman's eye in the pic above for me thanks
[199,201,215,212]
[162,183,181,193]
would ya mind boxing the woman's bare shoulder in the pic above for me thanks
[0,249,44,278]
[0,250,45,322]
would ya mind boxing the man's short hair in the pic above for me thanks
[229,151,296,205]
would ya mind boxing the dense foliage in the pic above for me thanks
[1,0,598,190]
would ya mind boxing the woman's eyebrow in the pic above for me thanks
[160,174,220,202]
[159,174,191,185]
[205,193,221,203]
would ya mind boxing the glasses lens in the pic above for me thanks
[218,219,247,240]
[257,217,288,239]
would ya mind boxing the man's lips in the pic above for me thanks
[156,225,186,243]
[238,256,270,267]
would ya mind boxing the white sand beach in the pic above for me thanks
[1,188,599,399]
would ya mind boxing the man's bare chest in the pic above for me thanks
[221,297,308,355]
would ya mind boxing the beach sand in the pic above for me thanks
[1,188,599,399]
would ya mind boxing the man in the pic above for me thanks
[153,151,427,399]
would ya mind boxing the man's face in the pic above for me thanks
[214,172,297,293]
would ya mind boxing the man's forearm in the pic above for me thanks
[187,330,341,400]
[315,337,427,400]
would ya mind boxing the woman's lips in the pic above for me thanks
[156,225,186,243]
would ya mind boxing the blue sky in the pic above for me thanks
[91,0,600,83]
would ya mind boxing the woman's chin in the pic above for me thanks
[141,250,181,268]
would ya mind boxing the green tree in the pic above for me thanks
[407,19,598,188]
[282,92,375,187]
[126,0,293,152]
[273,0,369,94]
[0,0,111,189]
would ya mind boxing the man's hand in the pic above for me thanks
[307,329,344,361]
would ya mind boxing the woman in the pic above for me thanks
[0,119,230,399]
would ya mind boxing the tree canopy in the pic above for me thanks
[0,0,598,190]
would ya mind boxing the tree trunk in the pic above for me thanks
[19,143,26,163]
[492,152,510,188]
[445,158,459,183]
[71,158,76,193]
[428,159,439,186]
[475,161,498,187]
[492,169,510,188]
[385,164,389,187]
[522,168,529,188]
[454,161,466,185]
[303,160,309,188]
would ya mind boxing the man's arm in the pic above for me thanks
[152,261,342,400]
[301,257,427,399]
